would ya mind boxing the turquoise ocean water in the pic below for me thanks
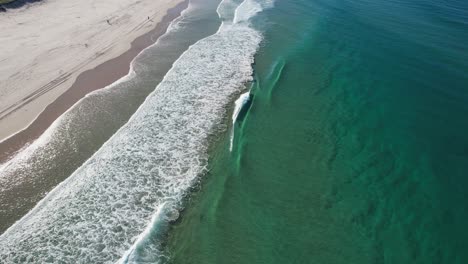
[166,0,468,263]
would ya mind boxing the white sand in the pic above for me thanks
[0,0,183,141]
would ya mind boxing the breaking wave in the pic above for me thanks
[0,0,271,263]
[230,91,251,151]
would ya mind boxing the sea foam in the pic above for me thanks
[0,0,269,263]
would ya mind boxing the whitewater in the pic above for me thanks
[0,0,271,262]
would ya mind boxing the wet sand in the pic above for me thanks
[0,1,188,164]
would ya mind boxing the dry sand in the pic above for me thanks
[0,0,183,142]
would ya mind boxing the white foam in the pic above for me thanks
[233,0,273,24]
[166,2,193,34]
[0,0,271,262]
[118,202,168,264]
[230,91,250,151]
[216,0,243,23]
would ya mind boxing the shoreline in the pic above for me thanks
[0,1,188,164]
[0,0,185,144]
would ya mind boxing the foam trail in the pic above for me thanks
[230,91,250,151]
[0,0,270,262]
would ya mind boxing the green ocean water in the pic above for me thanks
[166,0,468,263]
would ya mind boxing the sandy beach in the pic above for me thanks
[0,0,184,143]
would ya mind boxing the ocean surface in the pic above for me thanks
[165,0,468,263]
[1,0,468,263]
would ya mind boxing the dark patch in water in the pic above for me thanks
[1,0,42,11]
